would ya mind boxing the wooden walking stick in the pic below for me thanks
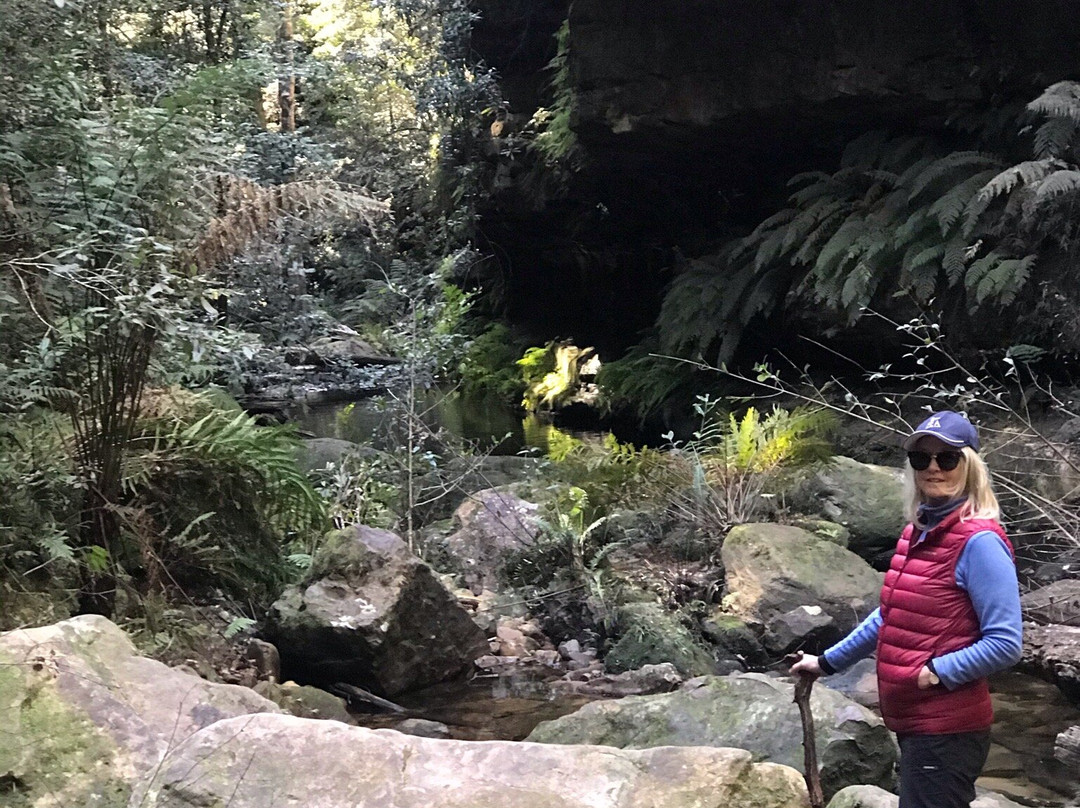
[786,652,826,808]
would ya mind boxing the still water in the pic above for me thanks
[289,388,602,456]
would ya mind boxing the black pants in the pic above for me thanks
[897,731,991,808]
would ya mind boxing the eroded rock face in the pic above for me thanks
[0,616,279,808]
[721,523,882,654]
[527,673,898,801]
[568,1,1080,147]
[265,526,489,696]
[132,713,812,808]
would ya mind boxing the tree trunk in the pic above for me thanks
[278,0,296,133]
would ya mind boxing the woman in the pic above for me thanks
[790,410,1023,808]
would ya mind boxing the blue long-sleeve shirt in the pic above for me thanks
[821,500,1023,689]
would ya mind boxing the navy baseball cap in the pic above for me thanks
[902,411,980,452]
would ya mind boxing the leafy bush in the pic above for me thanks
[666,401,836,532]
[457,322,529,402]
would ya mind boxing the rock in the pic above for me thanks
[764,605,837,656]
[396,718,452,739]
[785,457,905,566]
[1054,725,1080,768]
[132,713,812,808]
[434,488,544,590]
[559,639,583,659]
[1020,580,1080,626]
[264,526,490,696]
[827,785,897,808]
[527,673,898,801]
[494,623,536,657]
[605,601,717,677]
[0,616,279,807]
[700,610,770,667]
[551,662,683,698]
[308,336,399,367]
[827,785,1028,808]
[253,681,353,724]
[787,518,852,548]
[1019,622,1080,702]
[822,657,879,710]
[244,638,281,682]
[721,523,882,654]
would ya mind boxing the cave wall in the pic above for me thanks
[470,0,1080,358]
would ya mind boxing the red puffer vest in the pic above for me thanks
[876,509,1011,735]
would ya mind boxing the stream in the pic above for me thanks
[349,668,1080,807]
[289,391,1080,806]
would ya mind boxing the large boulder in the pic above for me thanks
[434,488,544,590]
[527,673,898,801]
[132,713,812,808]
[0,616,279,808]
[786,457,905,566]
[1019,622,1080,702]
[721,523,882,654]
[264,526,489,696]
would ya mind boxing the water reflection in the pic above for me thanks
[290,389,603,456]
[352,670,596,742]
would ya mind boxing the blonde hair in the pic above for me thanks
[902,446,1000,525]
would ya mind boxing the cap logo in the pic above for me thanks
[926,416,942,428]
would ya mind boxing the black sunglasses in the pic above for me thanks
[907,450,964,471]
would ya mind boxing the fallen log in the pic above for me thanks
[330,682,407,713]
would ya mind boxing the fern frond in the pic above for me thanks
[928,169,998,235]
[942,238,968,285]
[1033,169,1080,201]
[1033,116,1078,160]
[840,261,874,310]
[907,152,1003,204]
[970,254,1037,305]
[792,205,850,265]
[186,175,389,272]
[812,215,865,282]
[1027,81,1080,124]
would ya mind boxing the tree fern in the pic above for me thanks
[1027,81,1080,125]
[907,152,1004,204]
[929,169,998,234]
[1033,115,1077,160]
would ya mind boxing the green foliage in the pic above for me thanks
[542,433,669,524]
[127,391,329,599]
[518,342,595,412]
[531,19,579,168]
[668,401,836,531]
[654,87,1080,365]
[457,322,529,402]
[310,450,398,531]
[595,343,704,423]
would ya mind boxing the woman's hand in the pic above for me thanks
[788,651,823,677]
[917,665,936,689]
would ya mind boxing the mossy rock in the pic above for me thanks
[0,656,130,808]
[786,517,851,547]
[605,602,715,676]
